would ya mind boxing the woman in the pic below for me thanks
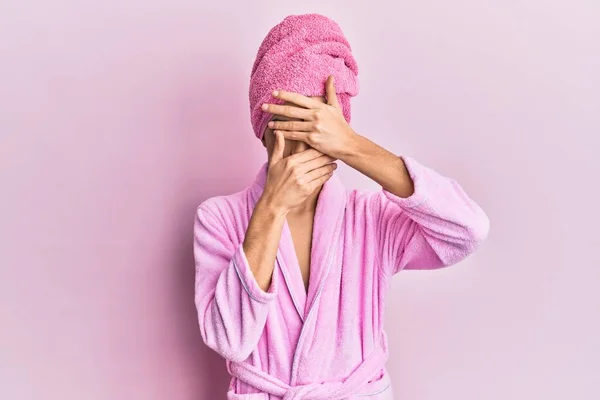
[193,13,490,399]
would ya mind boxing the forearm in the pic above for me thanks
[340,133,415,198]
[243,196,288,292]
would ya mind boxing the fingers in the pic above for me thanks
[262,103,314,121]
[286,148,325,164]
[276,130,309,143]
[271,90,324,110]
[304,162,338,185]
[269,120,312,132]
[285,148,337,173]
[298,154,337,175]
[306,164,337,192]
[270,130,285,167]
[326,75,340,108]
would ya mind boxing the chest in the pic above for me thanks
[286,214,314,293]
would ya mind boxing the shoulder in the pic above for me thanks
[196,187,250,227]
[345,187,385,213]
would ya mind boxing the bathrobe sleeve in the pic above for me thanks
[193,204,278,362]
[375,155,490,275]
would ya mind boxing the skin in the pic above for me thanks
[243,75,415,293]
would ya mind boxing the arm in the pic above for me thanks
[342,133,490,274]
[194,136,336,361]
[259,86,488,274]
[193,198,286,362]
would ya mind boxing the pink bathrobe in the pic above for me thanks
[193,155,490,399]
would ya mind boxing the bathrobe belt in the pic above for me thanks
[227,343,388,400]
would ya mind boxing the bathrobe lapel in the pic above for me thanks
[248,161,347,323]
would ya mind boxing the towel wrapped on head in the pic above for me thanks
[249,13,359,141]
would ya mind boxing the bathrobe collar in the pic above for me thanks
[249,160,347,321]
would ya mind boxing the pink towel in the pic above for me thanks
[249,13,359,141]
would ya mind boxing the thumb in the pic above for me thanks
[270,130,285,166]
[326,75,340,109]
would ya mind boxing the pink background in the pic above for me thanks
[1,1,599,399]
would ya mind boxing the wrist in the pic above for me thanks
[256,193,288,219]
[337,131,365,161]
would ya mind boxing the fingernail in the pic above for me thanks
[262,103,268,110]
[268,121,274,127]
[272,90,279,96]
